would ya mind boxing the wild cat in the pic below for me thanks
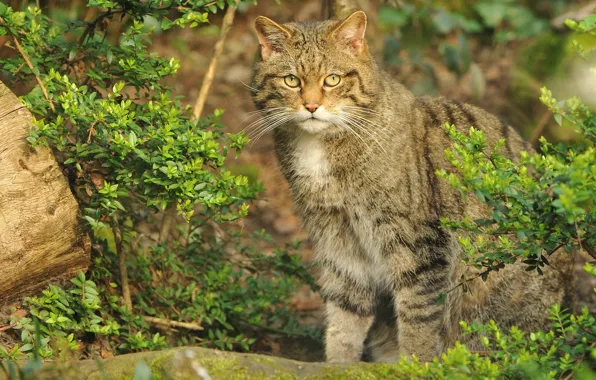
[250,10,574,363]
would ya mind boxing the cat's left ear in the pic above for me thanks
[331,11,367,56]
[255,16,292,61]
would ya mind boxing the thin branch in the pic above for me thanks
[157,1,218,11]
[444,270,489,296]
[0,17,55,112]
[144,316,204,331]
[582,244,596,261]
[192,1,239,119]
[114,226,133,311]
[156,1,240,244]
[234,317,311,337]
[158,204,177,243]
[0,324,16,332]
[571,214,596,261]
[529,111,552,145]
[322,0,361,19]
[552,2,596,30]
[160,1,239,243]
[79,8,124,44]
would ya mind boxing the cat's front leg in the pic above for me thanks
[319,251,376,362]
[325,302,374,363]
[389,233,454,362]
[393,274,449,362]
[305,207,376,363]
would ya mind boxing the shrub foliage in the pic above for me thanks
[0,0,317,361]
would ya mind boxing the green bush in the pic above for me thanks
[0,0,317,361]
[437,14,596,278]
[379,0,568,79]
[372,299,596,378]
[1,271,125,361]
[429,11,596,378]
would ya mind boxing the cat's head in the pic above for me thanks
[251,11,379,135]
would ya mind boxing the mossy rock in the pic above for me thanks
[1,347,403,379]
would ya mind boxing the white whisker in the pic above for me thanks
[341,105,383,116]
[335,118,371,152]
[249,115,293,146]
[246,113,291,136]
[337,114,387,154]
[235,108,284,130]
[344,112,392,140]
[239,80,260,94]
[242,109,290,135]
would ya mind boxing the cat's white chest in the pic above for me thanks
[293,133,330,185]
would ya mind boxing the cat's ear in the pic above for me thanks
[255,16,291,60]
[331,10,367,56]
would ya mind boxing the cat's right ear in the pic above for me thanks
[331,11,367,56]
[255,16,291,61]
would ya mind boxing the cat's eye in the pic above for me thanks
[284,75,300,88]
[324,74,341,87]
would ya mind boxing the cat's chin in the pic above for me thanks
[297,119,333,134]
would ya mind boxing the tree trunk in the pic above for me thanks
[322,0,376,19]
[0,80,90,304]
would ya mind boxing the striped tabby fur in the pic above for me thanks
[250,11,574,363]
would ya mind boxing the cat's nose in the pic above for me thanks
[304,102,319,113]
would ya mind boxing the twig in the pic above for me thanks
[470,350,496,357]
[136,283,182,317]
[156,1,240,246]
[444,270,489,296]
[192,0,239,119]
[158,204,177,243]
[570,214,596,261]
[79,8,124,44]
[322,0,361,19]
[0,17,55,112]
[114,226,133,311]
[236,317,311,337]
[552,2,596,30]
[529,111,552,145]
[144,316,204,331]
[157,1,218,11]
[0,324,16,332]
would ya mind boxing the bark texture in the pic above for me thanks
[322,0,360,19]
[0,80,90,304]
[322,0,378,19]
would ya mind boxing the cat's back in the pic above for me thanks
[411,95,531,160]
[393,94,532,220]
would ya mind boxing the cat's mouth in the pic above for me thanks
[298,118,331,133]
[296,107,333,133]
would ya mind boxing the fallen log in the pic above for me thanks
[0,80,90,304]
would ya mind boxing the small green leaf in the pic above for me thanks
[20,344,33,352]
